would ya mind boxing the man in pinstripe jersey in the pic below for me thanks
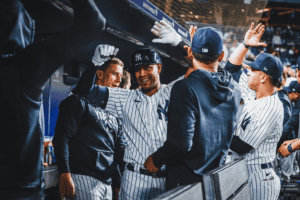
[225,23,284,200]
[72,21,194,200]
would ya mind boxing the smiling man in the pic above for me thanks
[71,21,192,200]
[53,45,126,200]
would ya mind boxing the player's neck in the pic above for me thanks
[142,83,161,97]
[192,60,218,73]
[255,84,276,99]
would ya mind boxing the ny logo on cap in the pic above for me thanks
[202,48,208,53]
[293,88,296,91]
[135,53,142,61]
[263,67,268,71]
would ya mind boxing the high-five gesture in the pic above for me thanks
[151,20,182,46]
[244,23,267,47]
[92,44,119,66]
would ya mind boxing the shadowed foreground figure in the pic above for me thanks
[0,0,105,199]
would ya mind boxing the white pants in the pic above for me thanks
[119,169,166,200]
[247,164,280,200]
[66,174,112,200]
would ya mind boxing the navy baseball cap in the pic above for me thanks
[243,53,283,81]
[191,27,223,56]
[284,81,300,93]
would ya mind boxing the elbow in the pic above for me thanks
[178,139,193,153]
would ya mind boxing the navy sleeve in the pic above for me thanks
[52,95,84,175]
[283,106,300,137]
[224,61,243,83]
[17,0,106,101]
[71,64,109,108]
[153,81,196,168]
[281,97,292,126]
[277,97,293,149]
[114,119,127,170]
[111,119,126,189]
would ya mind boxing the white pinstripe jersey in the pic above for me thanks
[239,72,256,103]
[105,76,183,169]
[234,73,284,165]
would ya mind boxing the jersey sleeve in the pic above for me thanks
[105,88,131,119]
[238,98,281,149]
[239,73,256,103]
[224,61,256,103]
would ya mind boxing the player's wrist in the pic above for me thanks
[242,40,251,49]
[288,143,294,153]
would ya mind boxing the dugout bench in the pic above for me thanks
[153,158,250,200]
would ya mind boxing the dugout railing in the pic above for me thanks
[153,158,250,200]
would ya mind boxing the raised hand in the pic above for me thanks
[92,44,119,66]
[189,25,197,42]
[244,23,267,47]
[151,20,182,46]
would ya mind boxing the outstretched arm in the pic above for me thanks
[73,45,119,95]
[18,0,106,101]
[229,22,266,66]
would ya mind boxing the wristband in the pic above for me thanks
[242,41,251,49]
[288,143,293,153]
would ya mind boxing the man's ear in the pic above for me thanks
[157,64,162,74]
[218,51,225,63]
[261,73,268,83]
[96,70,104,80]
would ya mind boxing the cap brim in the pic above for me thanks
[283,86,292,93]
[243,60,259,70]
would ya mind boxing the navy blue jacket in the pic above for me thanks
[153,68,241,190]
[283,98,300,140]
[0,0,105,189]
[53,95,126,185]
[277,90,294,149]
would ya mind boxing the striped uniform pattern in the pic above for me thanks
[65,174,112,200]
[105,76,183,200]
[239,72,256,104]
[234,73,284,200]
[247,165,280,200]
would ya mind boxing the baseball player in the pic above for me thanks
[53,45,126,200]
[72,21,193,200]
[0,0,105,199]
[143,27,241,190]
[225,23,284,200]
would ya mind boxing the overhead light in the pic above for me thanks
[209,11,213,14]
[190,11,193,14]
[241,9,245,12]
[106,26,144,46]
[180,14,185,17]
[195,15,199,19]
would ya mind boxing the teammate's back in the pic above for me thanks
[166,67,241,179]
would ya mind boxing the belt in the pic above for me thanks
[126,164,166,178]
[261,163,273,169]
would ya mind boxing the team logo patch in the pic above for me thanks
[202,48,208,53]
[241,114,251,131]
[135,53,142,61]
[157,100,169,121]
